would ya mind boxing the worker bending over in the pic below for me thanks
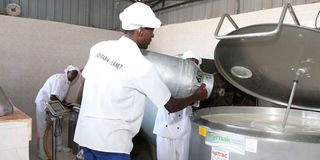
[35,65,80,160]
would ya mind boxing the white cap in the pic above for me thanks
[64,65,80,73]
[182,50,202,66]
[119,2,161,30]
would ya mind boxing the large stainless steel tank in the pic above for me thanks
[140,50,214,145]
[190,4,320,160]
[190,107,320,160]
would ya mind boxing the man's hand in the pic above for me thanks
[62,101,72,109]
[165,83,208,113]
[193,83,208,101]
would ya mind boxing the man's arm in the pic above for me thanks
[164,83,207,113]
[50,95,60,101]
[50,95,71,107]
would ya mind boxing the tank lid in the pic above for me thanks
[214,24,320,110]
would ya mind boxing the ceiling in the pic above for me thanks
[128,0,201,12]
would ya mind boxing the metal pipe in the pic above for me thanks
[281,80,298,129]
[282,68,307,129]
[51,117,57,160]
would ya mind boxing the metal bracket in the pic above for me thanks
[214,3,300,40]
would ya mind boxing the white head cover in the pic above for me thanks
[64,65,80,74]
[182,50,202,66]
[119,2,161,30]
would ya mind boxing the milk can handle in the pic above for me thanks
[214,3,300,40]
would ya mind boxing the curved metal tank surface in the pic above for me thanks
[0,87,13,116]
[142,50,213,98]
[191,4,320,160]
[214,24,320,110]
[140,50,214,145]
[189,106,320,160]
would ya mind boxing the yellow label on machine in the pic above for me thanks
[198,125,207,137]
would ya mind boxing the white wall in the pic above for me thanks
[149,3,320,59]
[0,15,122,129]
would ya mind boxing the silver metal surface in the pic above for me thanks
[140,50,214,145]
[282,80,298,128]
[51,116,57,160]
[0,86,13,117]
[189,106,320,160]
[230,66,252,79]
[214,24,320,110]
[142,50,214,98]
[141,98,158,145]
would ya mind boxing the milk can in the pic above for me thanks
[142,50,214,98]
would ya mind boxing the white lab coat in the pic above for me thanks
[74,36,171,154]
[153,102,198,160]
[35,73,70,138]
[154,50,203,160]
[156,133,190,160]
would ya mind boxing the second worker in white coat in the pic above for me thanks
[153,51,203,160]
[35,65,80,160]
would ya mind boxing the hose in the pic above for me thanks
[44,120,53,160]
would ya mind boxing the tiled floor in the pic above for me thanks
[29,116,154,160]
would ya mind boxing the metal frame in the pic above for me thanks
[130,0,201,12]
[214,3,300,40]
